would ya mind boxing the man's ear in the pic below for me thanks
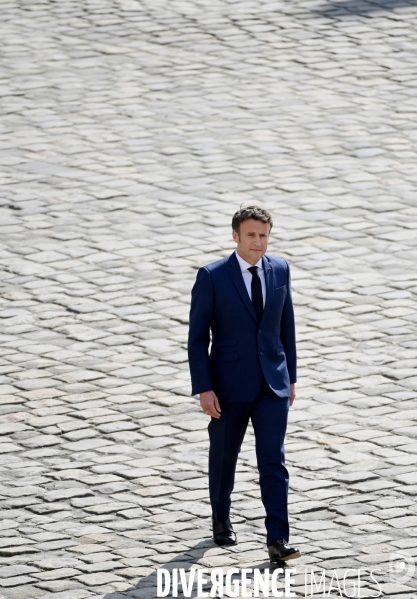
[232,229,239,243]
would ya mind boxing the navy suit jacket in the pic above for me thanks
[188,251,296,403]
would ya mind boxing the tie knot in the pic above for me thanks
[248,266,259,276]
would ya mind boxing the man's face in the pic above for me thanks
[232,218,270,265]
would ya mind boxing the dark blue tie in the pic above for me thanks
[248,266,264,322]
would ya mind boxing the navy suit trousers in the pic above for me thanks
[208,380,290,546]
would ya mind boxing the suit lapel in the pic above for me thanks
[260,255,273,325]
[228,252,258,323]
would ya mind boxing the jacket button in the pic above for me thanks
[259,351,263,356]
[259,329,262,333]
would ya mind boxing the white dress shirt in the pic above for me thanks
[235,250,266,307]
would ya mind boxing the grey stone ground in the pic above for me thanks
[0,0,417,597]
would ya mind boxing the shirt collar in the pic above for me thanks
[235,250,263,273]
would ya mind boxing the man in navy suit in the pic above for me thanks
[188,206,300,563]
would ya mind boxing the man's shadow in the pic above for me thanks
[313,0,417,18]
[102,540,290,599]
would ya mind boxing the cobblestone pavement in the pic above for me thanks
[1,0,417,597]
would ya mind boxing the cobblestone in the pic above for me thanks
[1,0,417,597]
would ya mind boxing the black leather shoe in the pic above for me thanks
[268,539,301,562]
[212,516,237,546]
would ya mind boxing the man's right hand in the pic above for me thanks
[200,390,221,419]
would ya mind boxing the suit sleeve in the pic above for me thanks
[188,266,214,395]
[280,261,297,384]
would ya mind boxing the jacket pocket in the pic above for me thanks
[275,348,285,356]
[214,352,239,362]
[273,285,286,293]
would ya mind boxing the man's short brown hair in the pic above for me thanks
[232,205,273,234]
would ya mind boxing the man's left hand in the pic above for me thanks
[290,383,296,406]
